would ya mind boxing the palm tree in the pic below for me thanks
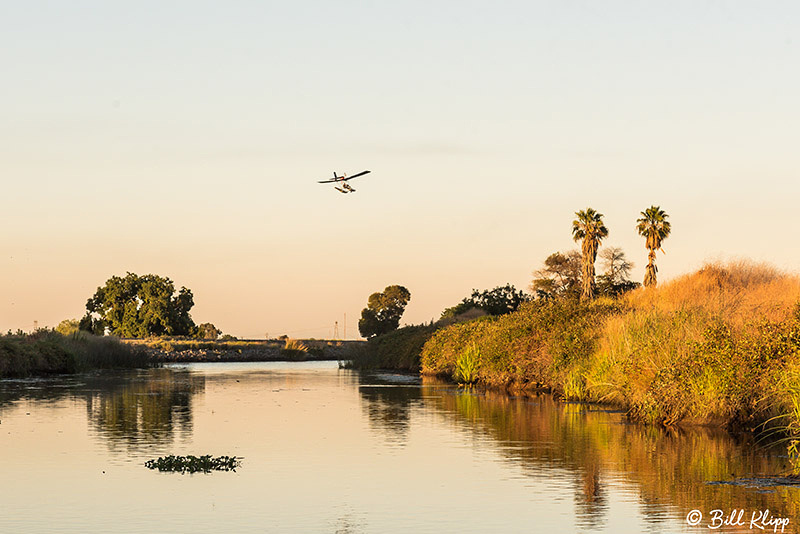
[572,208,609,301]
[636,206,671,287]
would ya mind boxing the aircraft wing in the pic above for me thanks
[317,170,370,183]
[340,170,371,181]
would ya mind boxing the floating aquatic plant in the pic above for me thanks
[144,455,241,474]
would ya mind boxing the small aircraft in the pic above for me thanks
[318,170,371,194]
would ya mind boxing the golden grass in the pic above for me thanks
[283,339,308,352]
[627,260,800,325]
[586,261,800,425]
[422,259,800,430]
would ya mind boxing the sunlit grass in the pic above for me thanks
[422,261,800,436]
[0,330,151,377]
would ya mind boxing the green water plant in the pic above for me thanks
[454,343,481,385]
[144,455,241,474]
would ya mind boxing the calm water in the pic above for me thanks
[0,362,798,533]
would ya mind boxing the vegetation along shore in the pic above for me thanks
[348,206,800,469]
[7,204,800,468]
[0,330,150,378]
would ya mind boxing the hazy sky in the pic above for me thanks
[2,1,799,338]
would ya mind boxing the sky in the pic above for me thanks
[2,1,799,339]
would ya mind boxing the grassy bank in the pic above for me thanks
[421,262,800,434]
[421,298,618,391]
[0,330,151,378]
[345,324,439,371]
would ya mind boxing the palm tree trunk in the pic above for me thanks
[644,248,658,287]
[581,243,597,301]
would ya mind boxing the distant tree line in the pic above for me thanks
[440,284,530,321]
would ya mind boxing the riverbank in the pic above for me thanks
[420,262,800,434]
[0,330,150,377]
[0,333,363,377]
[123,337,362,363]
[343,325,437,371]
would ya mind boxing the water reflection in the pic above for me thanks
[418,381,800,529]
[357,372,422,447]
[0,368,204,451]
[3,364,800,533]
[84,369,203,450]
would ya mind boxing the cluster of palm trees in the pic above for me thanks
[572,206,671,301]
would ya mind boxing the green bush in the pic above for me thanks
[345,324,438,371]
[421,299,618,391]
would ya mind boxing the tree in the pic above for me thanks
[572,208,609,301]
[596,247,640,296]
[196,323,221,340]
[85,273,196,337]
[78,313,105,335]
[530,250,582,300]
[358,285,411,338]
[636,206,672,287]
[441,284,529,319]
[55,319,79,336]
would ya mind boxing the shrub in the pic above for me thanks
[281,339,308,361]
[345,324,438,371]
[423,261,800,433]
[422,299,618,391]
[453,344,481,384]
[56,319,80,336]
[0,330,150,378]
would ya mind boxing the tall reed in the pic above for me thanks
[0,330,151,378]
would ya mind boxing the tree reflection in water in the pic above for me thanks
[84,369,204,450]
[357,372,423,447]
[415,378,800,529]
[0,368,204,451]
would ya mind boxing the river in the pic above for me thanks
[0,362,797,533]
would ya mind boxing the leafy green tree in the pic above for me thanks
[79,313,105,335]
[596,247,640,296]
[55,319,80,336]
[636,206,672,287]
[85,273,196,337]
[358,285,412,338]
[441,284,529,319]
[530,251,582,300]
[572,208,609,301]
[196,323,221,340]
